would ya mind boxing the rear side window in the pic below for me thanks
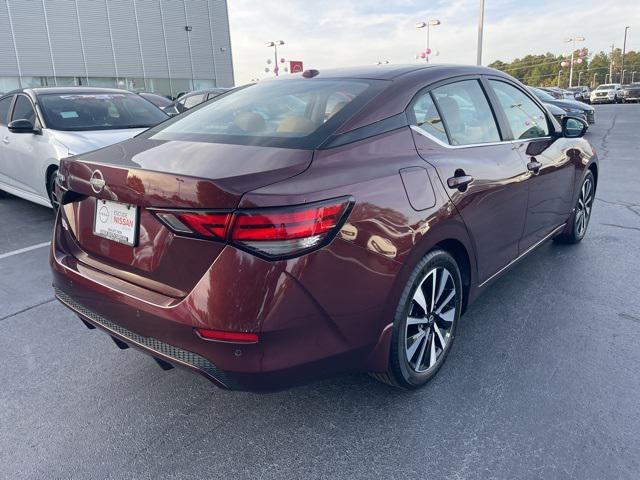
[489,80,549,139]
[432,80,501,146]
[409,92,449,144]
[0,96,12,125]
[183,94,205,109]
[11,95,36,125]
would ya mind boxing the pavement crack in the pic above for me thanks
[619,313,640,325]
[596,111,618,162]
[600,223,640,232]
[0,298,56,322]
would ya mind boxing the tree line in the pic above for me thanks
[488,48,640,88]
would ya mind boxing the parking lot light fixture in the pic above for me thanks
[416,19,441,63]
[266,40,285,76]
[564,36,586,87]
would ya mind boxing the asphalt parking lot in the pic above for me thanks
[1,104,639,479]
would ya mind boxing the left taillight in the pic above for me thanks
[152,197,353,259]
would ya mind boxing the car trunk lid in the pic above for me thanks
[58,137,312,297]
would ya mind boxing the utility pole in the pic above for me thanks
[610,44,615,83]
[621,26,630,83]
[476,0,485,65]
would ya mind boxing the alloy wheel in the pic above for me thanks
[575,176,593,237]
[48,172,60,210]
[405,266,457,373]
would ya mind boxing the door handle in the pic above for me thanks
[527,158,542,174]
[447,173,474,191]
[1,136,9,144]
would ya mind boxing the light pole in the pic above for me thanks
[621,26,630,84]
[564,36,585,87]
[578,70,583,86]
[477,0,485,65]
[633,71,637,83]
[557,70,563,88]
[622,69,627,84]
[605,73,610,83]
[592,73,597,88]
[416,19,440,63]
[609,44,614,84]
[266,40,285,76]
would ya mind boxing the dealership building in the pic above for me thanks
[0,0,234,97]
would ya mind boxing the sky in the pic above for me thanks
[227,0,638,85]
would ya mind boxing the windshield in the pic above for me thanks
[39,92,168,131]
[529,88,555,102]
[147,79,379,149]
[596,84,615,90]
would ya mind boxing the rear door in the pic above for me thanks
[0,95,14,186]
[487,79,575,251]
[409,77,530,284]
[4,94,50,196]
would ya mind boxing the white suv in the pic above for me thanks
[590,84,623,104]
[0,87,168,208]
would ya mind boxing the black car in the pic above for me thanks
[529,87,595,125]
[165,88,229,115]
[543,102,567,124]
[138,92,174,111]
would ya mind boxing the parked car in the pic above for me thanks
[567,86,591,103]
[0,87,168,208]
[529,87,595,125]
[540,87,574,100]
[137,92,174,111]
[542,102,568,124]
[164,88,230,115]
[622,82,640,103]
[590,84,623,104]
[51,65,596,391]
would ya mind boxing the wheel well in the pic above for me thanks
[45,165,58,195]
[435,239,471,314]
[588,163,598,190]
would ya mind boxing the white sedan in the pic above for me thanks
[0,87,168,208]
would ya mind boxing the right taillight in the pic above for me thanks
[152,197,353,259]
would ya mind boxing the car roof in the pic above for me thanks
[261,64,501,82]
[25,86,135,96]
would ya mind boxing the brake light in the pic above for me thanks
[152,197,352,259]
[195,328,258,344]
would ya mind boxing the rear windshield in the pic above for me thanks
[39,93,168,131]
[146,79,382,149]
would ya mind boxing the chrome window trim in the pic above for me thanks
[410,124,552,149]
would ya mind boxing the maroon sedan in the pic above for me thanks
[51,65,597,391]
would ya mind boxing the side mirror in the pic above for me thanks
[8,119,39,134]
[561,116,587,138]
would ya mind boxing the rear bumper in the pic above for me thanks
[50,214,394,391]
[54,288,237,389]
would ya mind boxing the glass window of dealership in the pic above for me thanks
[0,0,234,98]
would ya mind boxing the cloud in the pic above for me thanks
[227,0,638,85]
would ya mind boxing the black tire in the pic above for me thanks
[373,249,462,389]
[554,171,595,244]
[47,168,60,211]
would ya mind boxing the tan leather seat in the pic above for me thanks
[276,116,316,134]
[234,112,266,133]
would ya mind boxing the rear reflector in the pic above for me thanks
[152,197,352,259]
[195,328,259,344]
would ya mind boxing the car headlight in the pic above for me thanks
[566,108,584,115]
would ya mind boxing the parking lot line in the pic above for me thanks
[0,242,51,261]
